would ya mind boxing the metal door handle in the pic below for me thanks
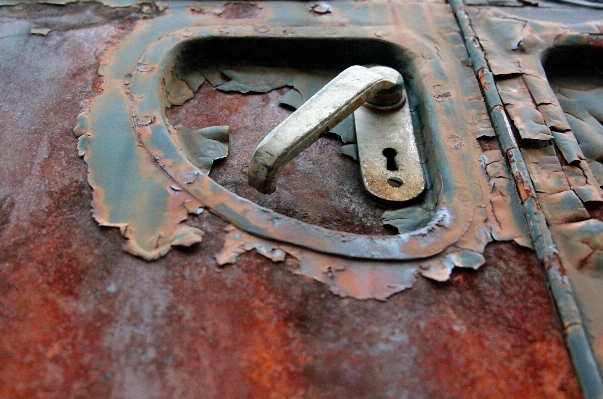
[248,66,398,192]
[248,65,424,202]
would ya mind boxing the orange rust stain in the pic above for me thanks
[470,36,482,52]
[543,253,566,278]
[220,3,263,19]
[167,84,391,235]
[0,3,584,398]
[506,149,540,209]
[240,258,309,398]
[478,68,489,91]
[513,170,541,211]
[0,182,110,398]
[415,243,582,399]
[92,75,105,94]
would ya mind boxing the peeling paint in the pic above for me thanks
[0,0,593,397]
[215,225,419,301]
[468,9,602,197]
[76,2,528,300]
[550,78,603,186]
[172,125,229,174]
[496,76,552,141]
[465,6,603,393]
[30,27,51,36]
[339,143,359,161]
[215,225,488,300]
[481,150,532,247]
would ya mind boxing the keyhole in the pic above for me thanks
[382,148,398,171]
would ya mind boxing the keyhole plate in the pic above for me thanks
[354,101,425,202]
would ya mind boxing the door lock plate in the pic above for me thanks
[355,100,424,202]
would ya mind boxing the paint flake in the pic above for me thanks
[30,28,51,36]
[497,77,552,141]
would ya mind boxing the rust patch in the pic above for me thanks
[92,75,104,94]
[543,252,566,278]
[219,3,262,20]
[73,2,542,302]
[513,170,536,204]
[477,136,501,151]
[168,84,389,235]
[466,10,603,387]
[507,149,538,207]
[478,67,489,91]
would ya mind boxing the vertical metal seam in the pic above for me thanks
[447,0,603,397]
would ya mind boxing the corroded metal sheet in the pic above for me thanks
[0,1,587,398]
[458,3,603,395]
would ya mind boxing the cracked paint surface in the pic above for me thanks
[75,1,536,299]
[468,4,603,378]
[0,1,584,398]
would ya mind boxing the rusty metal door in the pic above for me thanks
[2,1,603,398]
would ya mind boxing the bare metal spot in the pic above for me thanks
[310,3,331,15]
[135,62,154,73]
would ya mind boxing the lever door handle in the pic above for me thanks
[248,66,425,202]
[248,65,424,202]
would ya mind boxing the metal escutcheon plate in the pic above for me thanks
[354,102,425,203]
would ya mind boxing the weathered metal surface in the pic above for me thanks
[0,1,590,397]
[460,3,603,395]
[75,0,535,305]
